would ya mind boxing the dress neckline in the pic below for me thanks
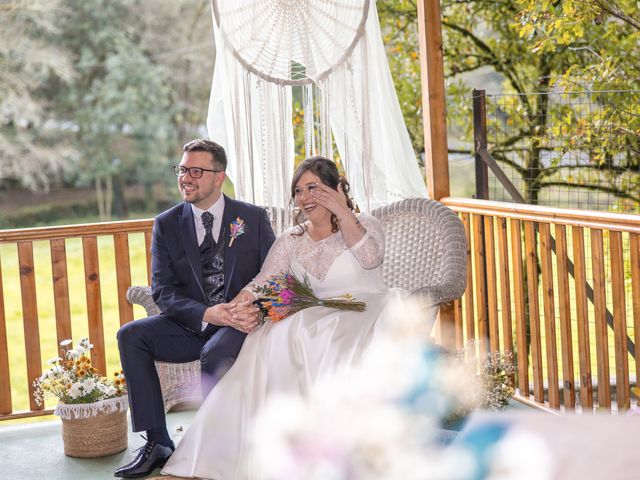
[304,229,338,243]
[299,221,338,243]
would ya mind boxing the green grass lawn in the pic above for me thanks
[1,233,150,413]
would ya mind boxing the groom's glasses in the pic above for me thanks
[174,165,224,179]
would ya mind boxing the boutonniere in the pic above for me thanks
[229,217,247,246]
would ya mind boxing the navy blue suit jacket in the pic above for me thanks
[150,195,275,335]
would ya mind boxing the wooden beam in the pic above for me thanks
[417,0,449,200]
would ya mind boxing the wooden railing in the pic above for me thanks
[1,199,639,419]
[0,220,153,420]
[442,197,640,412]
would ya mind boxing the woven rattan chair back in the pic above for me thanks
[371,198,467,305]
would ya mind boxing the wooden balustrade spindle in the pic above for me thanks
[571,226,593,410]
[144,231,153,286]
[555,224,576,409]
[497,217,514,357]
[524,222,544,403]
[17,242,43,411]
[631,233,640,388]
[510,219,529,396]
[483,216,499,352]
[114,233,133,327]
[539,223,559,409]
[82,236,106,375]
[472,214,488,353]
[50,239,72,346]
[0,254,12,414]
[609,231,629,410]
[461,213,475,344]
[590,229,610,409]
[453,298,464,349]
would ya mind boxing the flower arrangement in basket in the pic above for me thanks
[33,338,129,458]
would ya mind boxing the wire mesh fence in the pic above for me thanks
[461,90,640,410]
[477,90,640,213]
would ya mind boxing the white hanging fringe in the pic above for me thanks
[55,395,128,420]
[303,83,314,158]
[360,33,372,212]
[208,0,427,217]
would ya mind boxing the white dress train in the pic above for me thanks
[162,214,415,479]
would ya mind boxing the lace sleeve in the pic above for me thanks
[243,231,291,296]
[348,212,385,269]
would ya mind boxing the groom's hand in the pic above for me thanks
[203,301,260,333]
[203,303,235,327]
[228,300,261,333]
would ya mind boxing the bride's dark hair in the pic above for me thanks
[290,156,355,235]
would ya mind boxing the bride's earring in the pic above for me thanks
[291,206,303,220]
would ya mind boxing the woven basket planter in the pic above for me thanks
[55,396,128,458]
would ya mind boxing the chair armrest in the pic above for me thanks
[411,284,461,307]
[407,288,441,334]
[126,286,161,316]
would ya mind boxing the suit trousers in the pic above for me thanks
[117,314,246,432]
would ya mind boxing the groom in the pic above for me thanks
[114,139,275,478]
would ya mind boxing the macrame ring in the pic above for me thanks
[211,0,371,86]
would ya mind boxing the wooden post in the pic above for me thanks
[418,0,452,348]
[417,0,449,200]
[473,90,489,200]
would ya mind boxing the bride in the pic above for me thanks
[162,156,418,479]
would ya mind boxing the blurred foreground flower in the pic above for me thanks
[247,297,545,479]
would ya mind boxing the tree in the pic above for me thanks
[0,0,75,190]
[133,0,215,143]
[379,0,640,208]
[50,0,177,219]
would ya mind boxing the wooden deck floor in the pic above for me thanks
[0,400,538,480]
[0,410,194,480]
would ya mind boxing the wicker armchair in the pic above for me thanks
[125,286,202,412]
[126,197,467,412]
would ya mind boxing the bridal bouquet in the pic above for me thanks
[33,338,127,406]
[254,271,366,322]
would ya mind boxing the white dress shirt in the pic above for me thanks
[190,194,225,330]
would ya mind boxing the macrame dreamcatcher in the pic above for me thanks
[208,0,428,232]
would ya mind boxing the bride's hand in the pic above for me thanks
[204,301,260,333]
[310,182,350,217]
[229,300,262,333]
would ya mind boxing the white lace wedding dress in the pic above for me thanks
[162,213,412,479]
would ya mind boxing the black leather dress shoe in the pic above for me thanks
[114,438,175,478]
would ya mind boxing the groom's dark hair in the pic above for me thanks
[290,156,355,234]
[183,139,227,171]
